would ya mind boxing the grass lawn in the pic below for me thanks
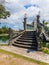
[0,49,49,65]
[0,44,8,46]
[0,34,9,36]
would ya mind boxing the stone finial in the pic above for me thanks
[23,13,27,30]
[24,13,27,18]
[37,11,40,19]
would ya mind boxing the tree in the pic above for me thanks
[0,4,10,19]
[44,22,49,32]
[44,22,48,25]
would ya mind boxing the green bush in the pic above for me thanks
[46,43,49,48]
[42,42,46,47]
[42,48,49,54]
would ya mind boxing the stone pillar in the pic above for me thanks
[36,12,41,34]
[36,12,42,51]
[36,14,40,29]
[8,28,13,45]
[23,14,27,30]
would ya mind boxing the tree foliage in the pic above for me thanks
[0,26,14,34]
[44,22,48,25]
[0,26,8,34]
[0,4,10,19]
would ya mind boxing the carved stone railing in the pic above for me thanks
[8,30,25,45]
[36,23,49,50]
[36,31,43,51]
[34,19,37,31]
[35,22,43,51]
[37,37,42,51]
[43,28,49,41]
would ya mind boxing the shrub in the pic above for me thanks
[42,42,46,47]
[46,43,49,48]
[42,47,49,54]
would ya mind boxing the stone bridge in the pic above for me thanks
[9,13,49,51]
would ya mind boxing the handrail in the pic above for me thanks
[34,19,37,31]
[42,31,49,41]
[41,26,49,41]
[15,30,25,40]
[36,31,42,51]
[9,30,25,39]
[8,30,25,45]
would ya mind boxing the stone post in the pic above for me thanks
[36,12,42,51]
[23,14,27,30]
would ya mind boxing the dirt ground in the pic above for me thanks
[0,53,40,65]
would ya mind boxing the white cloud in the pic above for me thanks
[1,0,49,29]
[47,24,49,27]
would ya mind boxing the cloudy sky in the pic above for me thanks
[0,0,49,30]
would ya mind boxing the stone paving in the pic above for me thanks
[0,46,49,64]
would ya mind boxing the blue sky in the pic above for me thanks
[0,0,49,30]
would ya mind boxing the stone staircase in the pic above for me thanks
[12,31,38,50]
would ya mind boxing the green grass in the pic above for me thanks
[0,44,8,46]
[0,34,9,36]
[0,49,49,65]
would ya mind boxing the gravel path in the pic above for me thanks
[0,53,39,65]
[0,46,49,64]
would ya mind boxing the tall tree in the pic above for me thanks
[0,4,10,19]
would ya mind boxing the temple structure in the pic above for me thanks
[23,14,34,31]
[10,12,49,51]
[23,13,41,31]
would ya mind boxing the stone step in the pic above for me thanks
[24,32,36,34]
[17,39,33,42]
[24,31,36,34]
[23,33,36,35]
[19,37,36,40]
[14,41,37,46]
[17,39,37,43]
[21,35,36,38]
[12,43,37,49]
[14,41,37,44]
[17,38,36,41]
[12,31,37,50]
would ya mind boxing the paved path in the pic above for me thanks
[0,46,49,64]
